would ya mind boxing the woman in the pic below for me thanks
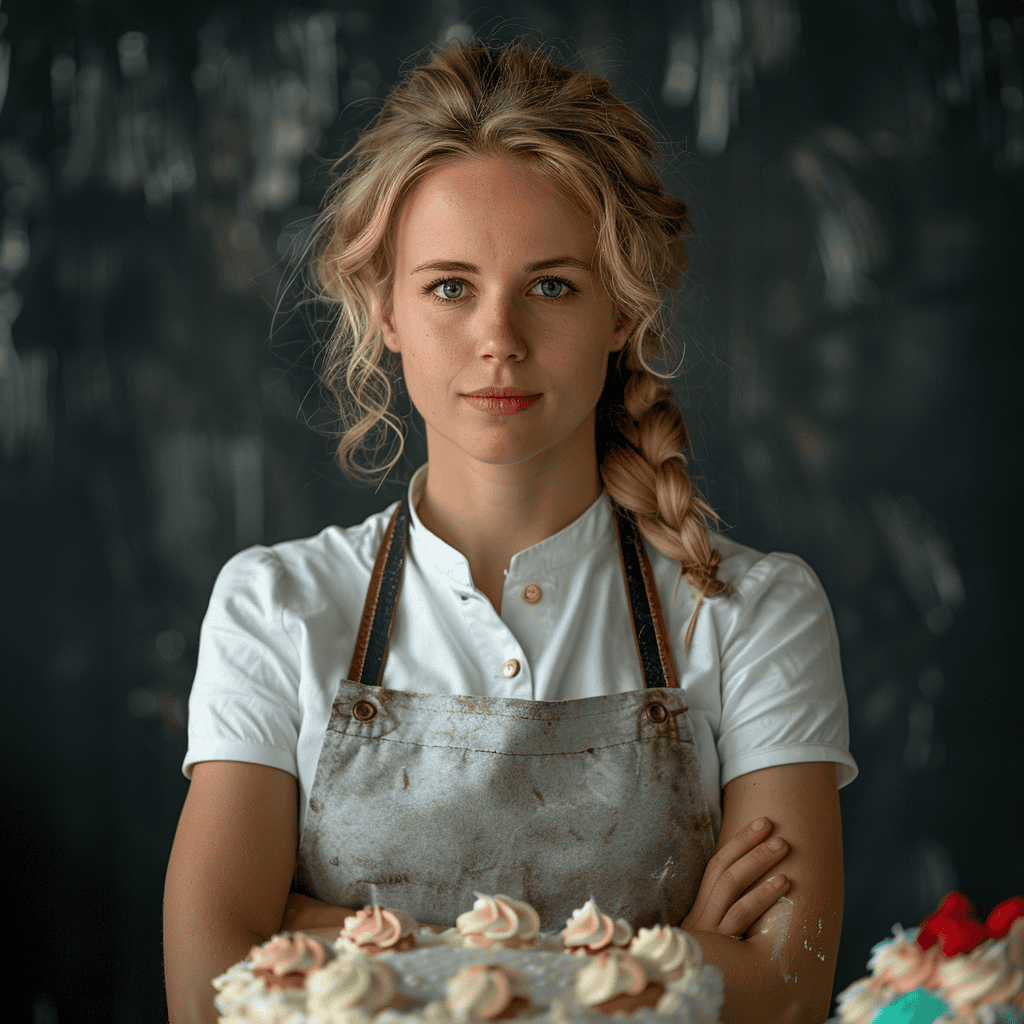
[164,39,857,1024]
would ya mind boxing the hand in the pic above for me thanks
[281,892,356,933]
[681,817,791,938]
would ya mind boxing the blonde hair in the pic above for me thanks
[310,39,729,635]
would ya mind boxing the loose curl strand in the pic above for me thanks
[310,38,730,635]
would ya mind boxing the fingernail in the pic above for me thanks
[770,875,788,889]
[767,837,786,851]
[751,818,768,831]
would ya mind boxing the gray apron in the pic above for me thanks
[296,495,715,931]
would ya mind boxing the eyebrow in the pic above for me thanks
[410,256,593,275]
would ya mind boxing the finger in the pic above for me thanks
[684,819,770,925]
[712,818,774,871]
[689,818,771,911]
[719,873,791,938]
[691,823,787,922]
[694,833,791,929]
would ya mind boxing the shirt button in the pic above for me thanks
[501,658,521,679]
[522,583,542,604]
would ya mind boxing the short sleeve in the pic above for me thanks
[183,546,302,779]
[716,553,858,790]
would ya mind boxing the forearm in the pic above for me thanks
[688,929,833,1024]
[280,892,358,932]
[164,762,301,1024]
[164,912,270,1024]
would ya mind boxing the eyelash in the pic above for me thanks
[424,276,579,304]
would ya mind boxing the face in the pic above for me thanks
[382,155,629,472]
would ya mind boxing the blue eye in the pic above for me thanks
[533,278,574,298]
[432,280,465,300]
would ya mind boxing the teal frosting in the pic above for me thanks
[872,989,951,1023]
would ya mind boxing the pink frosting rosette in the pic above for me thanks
[456,894,541,949]
[445,965,529,1020]
[248,933,334,990]
[561,899,633,954]
[575,949,663,1014]
[340,904,419,952]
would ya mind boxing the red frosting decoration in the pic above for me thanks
[916,892,1024,956]
[986,897,1024,940]
[938,916,988,956]
[917,892,985,955]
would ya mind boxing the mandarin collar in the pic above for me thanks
[405,463,616,588]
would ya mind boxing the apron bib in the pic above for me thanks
[296,495,715,931]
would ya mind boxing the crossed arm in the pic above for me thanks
[682,761,845,1024]
[164,760,842,1024]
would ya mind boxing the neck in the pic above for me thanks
[415,433,604,607]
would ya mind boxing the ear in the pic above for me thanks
[377,289,400,352]
[610,310,633,352]
[381,310,400,353]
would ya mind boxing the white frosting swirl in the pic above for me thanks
[305,947,398,1018]
[868,929,945,994]
[630,926,702,978]
[445,965,527,1019]
[561,900,633,952]
[213,962,265,1012]
[575,949,650,1007]
[834,976,889,1024]
[456,895,541,949]
[214,963,306,1023]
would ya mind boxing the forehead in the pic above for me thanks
[393,155,597,264]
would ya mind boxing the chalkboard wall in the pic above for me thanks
[1,1,1022,1021]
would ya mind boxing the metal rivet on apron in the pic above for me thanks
[646,702,668,724]
[522,583,542,604]
[501,658,521,678]
[352,699,377,722]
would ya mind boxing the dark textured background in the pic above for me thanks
[1,1,1022,1021]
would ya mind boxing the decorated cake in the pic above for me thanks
[834,892,1024,1024]
[213,894,725,1024]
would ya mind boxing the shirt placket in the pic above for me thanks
[455,585,533,699]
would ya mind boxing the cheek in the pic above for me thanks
[563,333,615,389]
[397,333,456,404]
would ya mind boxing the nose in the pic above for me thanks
[473,292,527,363]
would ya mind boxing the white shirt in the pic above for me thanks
[185,463,858,839]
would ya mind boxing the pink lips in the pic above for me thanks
[463,387,540,416]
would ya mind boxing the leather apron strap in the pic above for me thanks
[348,494,679,689]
